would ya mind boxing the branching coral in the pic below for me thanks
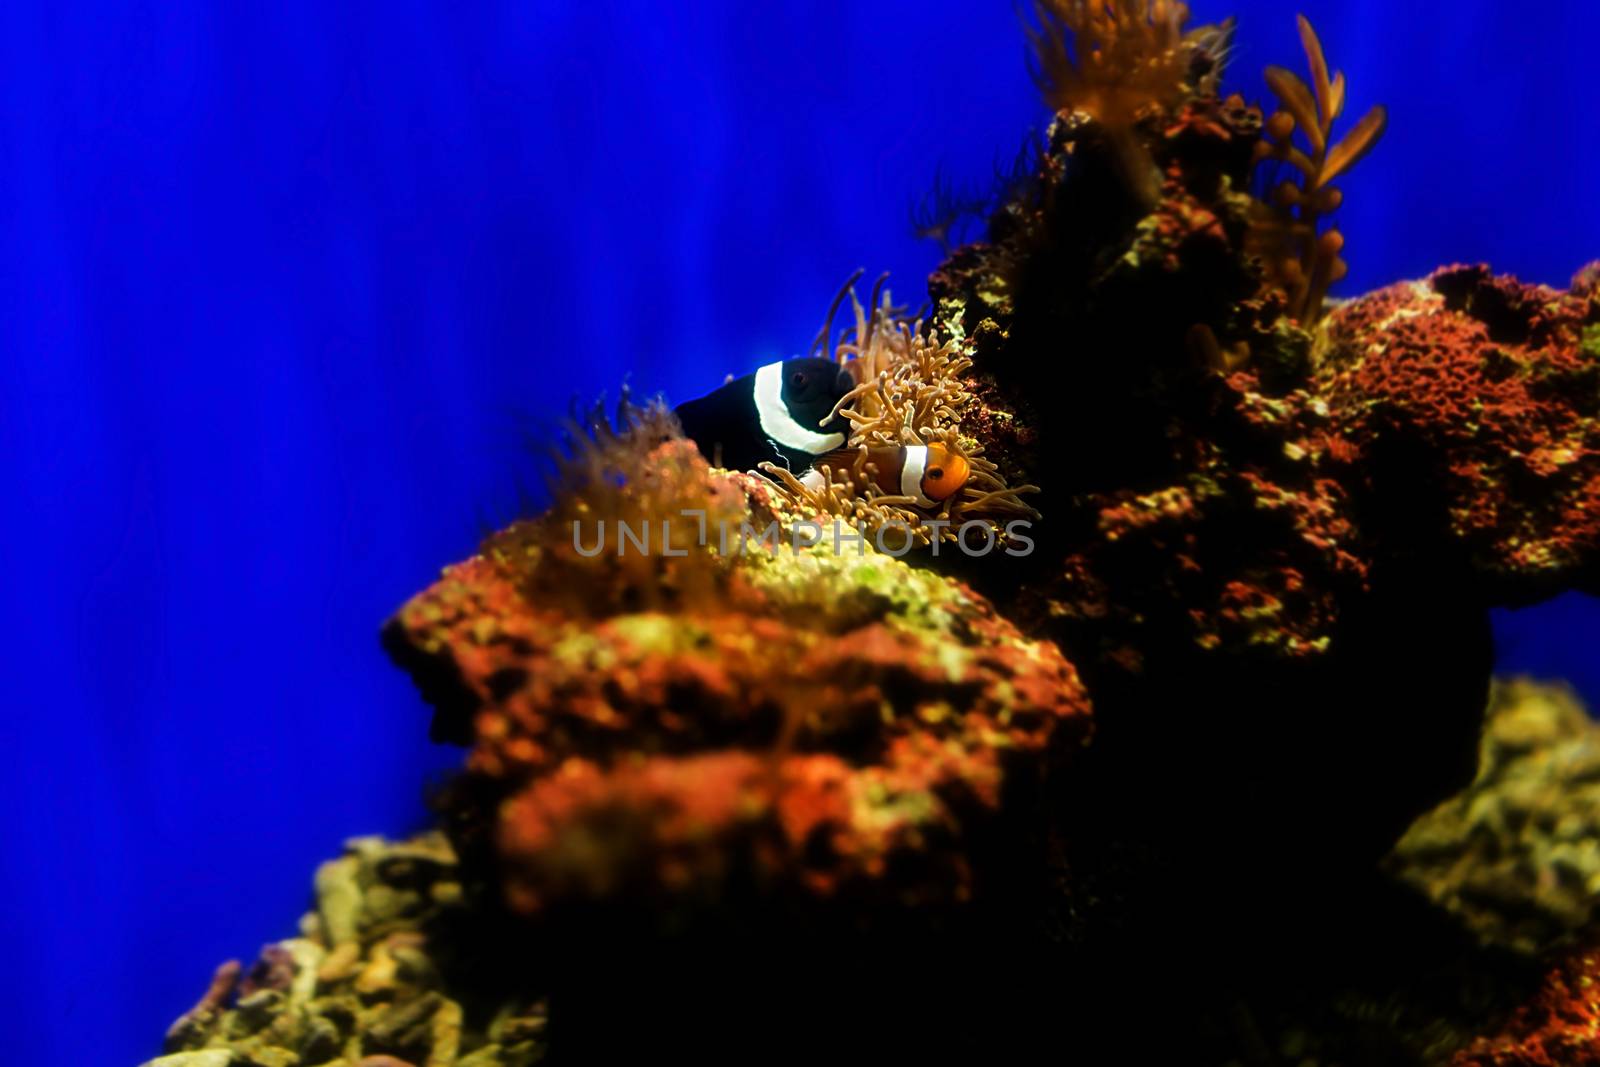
[1026,0,1233,205]
[1249,16,1387,324]
[1014,11,1381,336]
[765,278,1041,550]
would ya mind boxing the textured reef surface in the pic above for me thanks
[389,456,1089,916]
[150,833,549,1067]
[1395,679,1600,958]
[150,4,1600,1064]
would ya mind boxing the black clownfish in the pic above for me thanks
[800,443,972,510]
[675,357,857,473]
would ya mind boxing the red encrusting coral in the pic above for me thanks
[1322,264,1600,595]
[385,441,1091,917]
[1455,942,1600,1066]
[961,262,1600,685]
[497,746,981,909]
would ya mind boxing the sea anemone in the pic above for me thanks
[764,278,1040,550]
[482,393,747,614]
[1026,0,1234,205]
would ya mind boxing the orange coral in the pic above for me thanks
[1027,0,1232,204]
[1454,941,1600,1065]
[387,500,1092,914]
[1249,15,1387,324]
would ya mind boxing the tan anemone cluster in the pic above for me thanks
[1026,1,1233,205]
[1028,0,1200,120]
[763,276,1040,549]
[483,394,747,615]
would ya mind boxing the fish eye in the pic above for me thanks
[791,370,808,388]
[920,446,971,503]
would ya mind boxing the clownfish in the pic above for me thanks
[800,443,971,510]
[675,358,857,473]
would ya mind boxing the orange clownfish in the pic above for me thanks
[800,443,971,510]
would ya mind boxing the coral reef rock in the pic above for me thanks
[926,78,1600,936]
[376,442,1094,1058]
[1454,941,1600,1066]
[1394,678,1600,956]
[1323,265,1600,596]
[148,833,547,1067]
[383,451,1092,919]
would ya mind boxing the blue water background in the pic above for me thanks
[2,3,1596,1061]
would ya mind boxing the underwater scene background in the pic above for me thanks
[4,1,1600,1063]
